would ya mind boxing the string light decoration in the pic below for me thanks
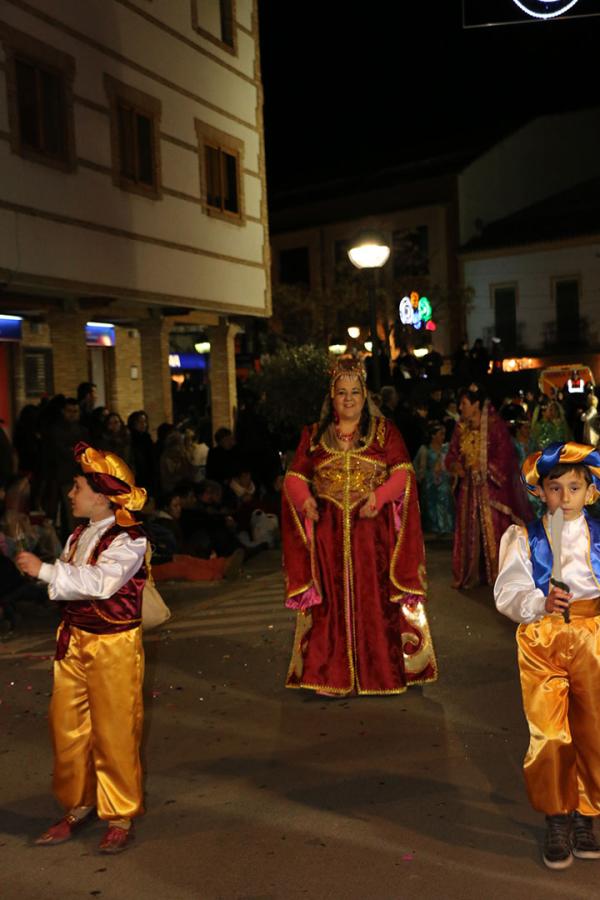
[512,0,579,19]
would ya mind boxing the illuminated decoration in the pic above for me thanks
[399,293,435,332]
[86,321,115,347]
[413,348,429,359]
[169,352,207,370]
[399,297,413,325]
[347,326,361,339]
[512,0,579,20]
[568,378,585,394]
[418,296,432,322]
[502,357,541,373]
[364,341,373,353]
[194,341,211,354]
[0,314,23,341]
[328,343,347,355]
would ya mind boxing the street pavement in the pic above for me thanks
[0,545,596,900]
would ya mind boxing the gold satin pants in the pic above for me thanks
[49,626,145,821]
[517,599,600,816]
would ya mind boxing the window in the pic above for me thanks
[195,120,244,223]
[334,239,355,284]
[1,24,76,171]
[104,75,162,199]
[392,226,429,278]
[493,285,517,352]
[191,0,237,54]
[555,278,580,346]
[24,348,54,397]
[279,247,310,286]
[219,0,235,48]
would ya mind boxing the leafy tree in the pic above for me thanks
[248,345,330,437]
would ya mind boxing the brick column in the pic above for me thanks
[106,326,144,419]
[46,307,88,397]
[207,317,237,433]
[139,317,172,430]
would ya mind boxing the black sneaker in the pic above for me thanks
[543,814,573,870]
[572,811,600,859]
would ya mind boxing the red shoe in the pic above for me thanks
[34,813,89,846]
[98,824,134,854]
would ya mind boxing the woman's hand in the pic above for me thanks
[545,585,572,615]
[302,497,320,522]
[15,551,42,578]
[359,491,378,519]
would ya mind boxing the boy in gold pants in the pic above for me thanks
[17,442,147,854]
[495,441,600,870]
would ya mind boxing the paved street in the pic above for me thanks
[0,546,596,900]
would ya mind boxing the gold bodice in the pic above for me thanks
[459,423,481,471]
[313,453,388,509]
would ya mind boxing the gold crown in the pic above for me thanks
[329,357,367,396]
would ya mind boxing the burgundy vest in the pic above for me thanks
[56,523,147,660]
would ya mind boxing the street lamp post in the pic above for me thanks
[347,231,390,393]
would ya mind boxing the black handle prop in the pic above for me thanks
[550,577,571,624]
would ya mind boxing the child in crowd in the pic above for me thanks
[494,441,600,870]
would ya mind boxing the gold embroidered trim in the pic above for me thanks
[91,601,141,626]
[286,470,312,484]
[319,417,377,456]
[390,462,414,474]
[283,482,309,549]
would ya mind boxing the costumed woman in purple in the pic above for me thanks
[445,384,533,589]
[17,443,148,854]
[282,357,437,697]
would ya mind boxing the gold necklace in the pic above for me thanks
[334,426,357,443]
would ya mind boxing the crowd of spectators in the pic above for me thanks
[0,381,283,633]
[2,343,599,633]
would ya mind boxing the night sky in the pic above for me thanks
[258,1,599,196]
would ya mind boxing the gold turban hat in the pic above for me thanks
[74,442,147,527]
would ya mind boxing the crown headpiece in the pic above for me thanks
[329,357,367,397]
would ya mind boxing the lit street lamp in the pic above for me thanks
[347,231,390,392]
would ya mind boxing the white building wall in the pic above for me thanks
[459,108,600,245]
[0,0,269,315]
[463,240,600,349]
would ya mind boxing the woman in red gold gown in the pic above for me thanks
[282,358,437,696]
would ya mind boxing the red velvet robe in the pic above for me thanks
[283,416,437,695]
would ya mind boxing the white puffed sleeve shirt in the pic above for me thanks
[494,515,600,624]
[38,514,147,602]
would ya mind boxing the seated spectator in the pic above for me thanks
[206,427,237,485]
[2,474,62,562]
[147,491,244,582]
[184,428,209,482]
[159,430,198,495]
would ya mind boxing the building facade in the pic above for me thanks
[461,177,600,378]
[270,108,600,362]
[0,0,270,432]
